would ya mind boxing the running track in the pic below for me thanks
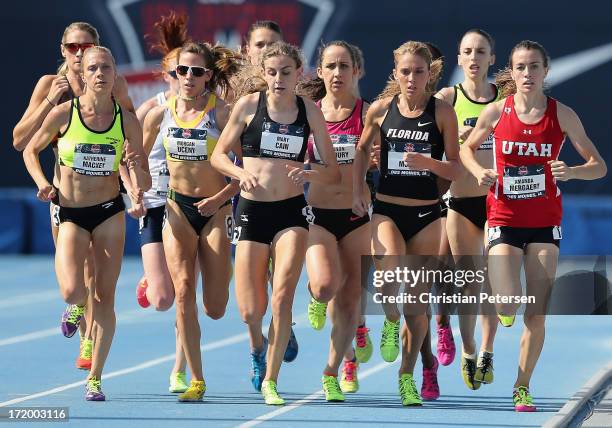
[1,256,611,427]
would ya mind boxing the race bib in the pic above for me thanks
[312,134,358,165]
[503,164,545,200]
[156,162,170,197]
[73,144,116,176]
[463,117,492,150]
[386,141,431,177]
[260,121,305,160]
[166,127,208,161]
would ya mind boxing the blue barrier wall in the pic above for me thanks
[2,189,611,256]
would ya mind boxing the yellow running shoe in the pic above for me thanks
[169,371,189,393]
[461,354,481,390]
[322,375,345,402]
[498,314,516,327]
[340,360,359,393]
[308,297,327,330]
[262,380,285,405]
[178,380,206,402]
[475,351,494,384]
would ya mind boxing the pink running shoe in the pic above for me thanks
[421,356,440,400]
[136,278,150,308]
[436,324,456,366]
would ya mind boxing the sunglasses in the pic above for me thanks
[63,43,96,55]
[176,65,210,77]
[167,70,178,80]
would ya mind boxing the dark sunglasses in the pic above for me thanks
[176,65,209,77]
[167,70,178,80]
[63,43,96,55]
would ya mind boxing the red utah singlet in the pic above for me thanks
[488,95,565,228]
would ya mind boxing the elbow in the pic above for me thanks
[598,161,608,179]
[13,135,26,152]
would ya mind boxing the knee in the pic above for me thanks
[523,314,545,331]
[240,306,265,325]
[204,302,227,320]
[62,287,85,305]
[310,272,339,302]
[174,281,196,308]
[151,295,174,312]
[271,290,294,316]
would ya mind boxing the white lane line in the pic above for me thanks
[0,290,58,309]
[0,331,250,407]
[0,308,164,347]
[237,360,397,428]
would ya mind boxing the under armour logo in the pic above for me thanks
[523,129,532,135]
[504,107,511,114]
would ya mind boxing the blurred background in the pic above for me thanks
[1,0,610,255]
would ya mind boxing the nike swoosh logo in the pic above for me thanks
[536,168,544,173]
[417,121,432,127]
[418,211,432,218]
[447,41,612,87]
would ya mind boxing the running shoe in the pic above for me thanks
[169,371,189,393]
[436,324,456,366]
[76,337,93,370]
[355,326,373,363]
[421,356,440,400]
[261,380,284,405]
[308,297,327,330]
[251,336,268,391]
[340,360,359,393]
[475,351,494,384]
[461,354,481,390]
[61,304,85,338]
[322,375,345,402]
[513,386,536,412]
[136,277,150,308]
[178,380,206,402]
[283,325,298,363]
[399,374,422,406]
[380,319,400,362]
[498,314,516,327]
[85,377,105,401]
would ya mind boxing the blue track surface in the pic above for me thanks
[1,255,611,427]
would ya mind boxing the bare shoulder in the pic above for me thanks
[555,100,577,121]
[143,104,166,127]
[435,86,455,105]
[434,97,456,115]
[234,92,260,116]
[369,97,393,117]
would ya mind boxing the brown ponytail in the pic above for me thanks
[146,11,190,74]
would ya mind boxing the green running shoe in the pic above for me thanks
[475,351,494,384]
[461,355,481,390]
[308,297,327,330]
[355,326,373,363]
[498,314,516,327]
[169,371,189,393]
[513,386,536,412]
[322,375,345,402]
[380,319,400,362]
[398,374,422,406]
[262,380,285,405]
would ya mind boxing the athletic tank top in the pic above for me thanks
[307,98,364,165]
[453,83,500,149]
[488,95,564,227]
[143,92,170,209]
[162,94,220,162]
[378,95,444,200]
[57,97,124,176]
[241,91,310,162]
